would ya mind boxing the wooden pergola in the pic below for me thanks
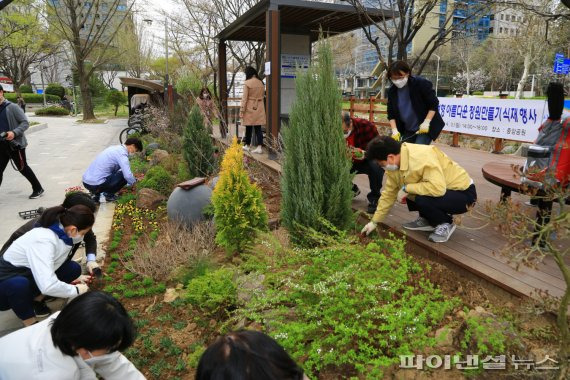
[216,0,394,151]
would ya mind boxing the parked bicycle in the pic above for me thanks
[119,108,150,144]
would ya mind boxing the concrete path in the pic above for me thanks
[0,116,126,336]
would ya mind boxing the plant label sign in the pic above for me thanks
[280,54,310,79]
[438,97,547,142]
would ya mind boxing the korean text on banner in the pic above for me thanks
[438,97,547,142]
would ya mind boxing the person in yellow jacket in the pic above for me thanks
[361,136,477,243]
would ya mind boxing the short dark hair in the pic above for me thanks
[124,137,143,152]
[0,84,3,92]
[365,135,401,161]
[342,113,351,127]
[51,292,136,356]
[387,60,411,78]
[196,330,305,380]
[63,192,97,213]
[38,205,95,230]
[244,66,259,80]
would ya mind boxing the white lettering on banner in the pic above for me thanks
[438,98,548,142]
[280,54,310,78]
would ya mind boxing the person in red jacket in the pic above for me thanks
[342,113,384,213]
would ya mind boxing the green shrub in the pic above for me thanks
[236,234,460,378]
[472,91,484,95]
[212,138,268,253]
[19,85,33,93]
[106,89,127,116]
[4,93,60,103]
[45,83,66,99]
[184,268,237,315]
[183,105,216,178]
[281,37,353,243]
[137,165,175,196]
[35,106,70,116]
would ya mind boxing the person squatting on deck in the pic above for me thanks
[361,136,477,243]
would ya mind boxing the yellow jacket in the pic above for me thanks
[372,143,473,224]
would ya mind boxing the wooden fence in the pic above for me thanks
[228,95,509,153]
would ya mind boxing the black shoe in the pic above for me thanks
[33,300,51,318]
[353,185,361,198]
[29,189,45,199]
[103,193,118,202]
[367,202,378,214]
[90,193,101,204]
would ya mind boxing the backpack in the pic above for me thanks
[521,116,570,189]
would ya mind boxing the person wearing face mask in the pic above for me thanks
[197,87,214,132]
[0,205,95,326]
[82,137,143,203]
[361,136,476,243]
[342,113,383,213]
[0,291,145,380]
[0,84,45,199]
[1,192,100,281]
[386,61,444,145]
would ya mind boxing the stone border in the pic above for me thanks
[26,123,48,135]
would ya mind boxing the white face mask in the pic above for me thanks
[392,77,408,89]
[84,350,120,366]
[384,164,399,172]
[71,234,84,244]
[343,130,352,138]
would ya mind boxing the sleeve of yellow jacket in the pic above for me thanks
[371,171,401,224]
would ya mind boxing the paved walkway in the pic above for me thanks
[0,116,125,336]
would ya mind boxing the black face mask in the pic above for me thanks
[546,82,564,120]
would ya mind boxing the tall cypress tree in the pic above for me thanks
[183,105,216,178]
[281,38,353,241]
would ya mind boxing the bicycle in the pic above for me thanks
[119,109,150,144]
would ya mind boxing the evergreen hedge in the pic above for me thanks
[280,37,353,242]
[182,105,216,178]
[45,83,66,99]
[5,93,60,103]
[35,106,70,116]
[19,85,33,93]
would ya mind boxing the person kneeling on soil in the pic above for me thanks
[196,330,309,380]
[0,291,145,379]
[82,137,143,203]
[1,192,101,278]
[361,136,477,243]
[0,205,95,326]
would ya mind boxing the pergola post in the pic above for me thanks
[265,7,280,158]
[218,40,228,138]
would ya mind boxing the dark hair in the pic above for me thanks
[124,137,143,152]
[546,82,564,120]
[63,192,97,213]
[342,113,351,127]
[0,84,3,92]
[38,205,95,230]
[365,135,402,161]
[387,60,411,79]
[196,330,305,380]
[51,292,136,356]
[199,87,212,99]
[244,66,259,80]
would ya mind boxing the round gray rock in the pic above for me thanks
[167,185,212,228]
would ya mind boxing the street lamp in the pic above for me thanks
[143,17,169,105]
[433,54,441,95]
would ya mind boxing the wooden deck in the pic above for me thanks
[214,131,569,303]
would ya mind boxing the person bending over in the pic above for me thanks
[361,136,476,243]
[82,137,143,202]
[0,291,145,379]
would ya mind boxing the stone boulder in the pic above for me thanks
[137,188,166,210]
[151,149,169,165]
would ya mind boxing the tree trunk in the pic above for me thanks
[515,53,531,100]
[114,105,118,116]
[79,72,95,120]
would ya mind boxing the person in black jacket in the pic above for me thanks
[1,192,99,273]
[386,60,444,145]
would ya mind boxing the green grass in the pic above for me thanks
[94,102,129,118]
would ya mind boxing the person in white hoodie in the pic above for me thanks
[0,291,146,379]
[0,205,94,326]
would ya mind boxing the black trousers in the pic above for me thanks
[407,184,477,226]
[351,158,384,204]
[0,142,42,192]
[244,125,263,146]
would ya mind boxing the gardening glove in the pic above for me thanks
[397,186,408,204]
[75,283,89,296]
[418,119,431,134]
[86,260,100,275]
[361,221,378,236]
[391,129,401,141]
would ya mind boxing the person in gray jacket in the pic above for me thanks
[0,84,44,199]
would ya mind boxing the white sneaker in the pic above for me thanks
[242,145,250,151]
[252,146,262,154]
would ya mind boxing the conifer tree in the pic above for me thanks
[212,137,268,253]
[183,105,216,178]
[281,38,353,241]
